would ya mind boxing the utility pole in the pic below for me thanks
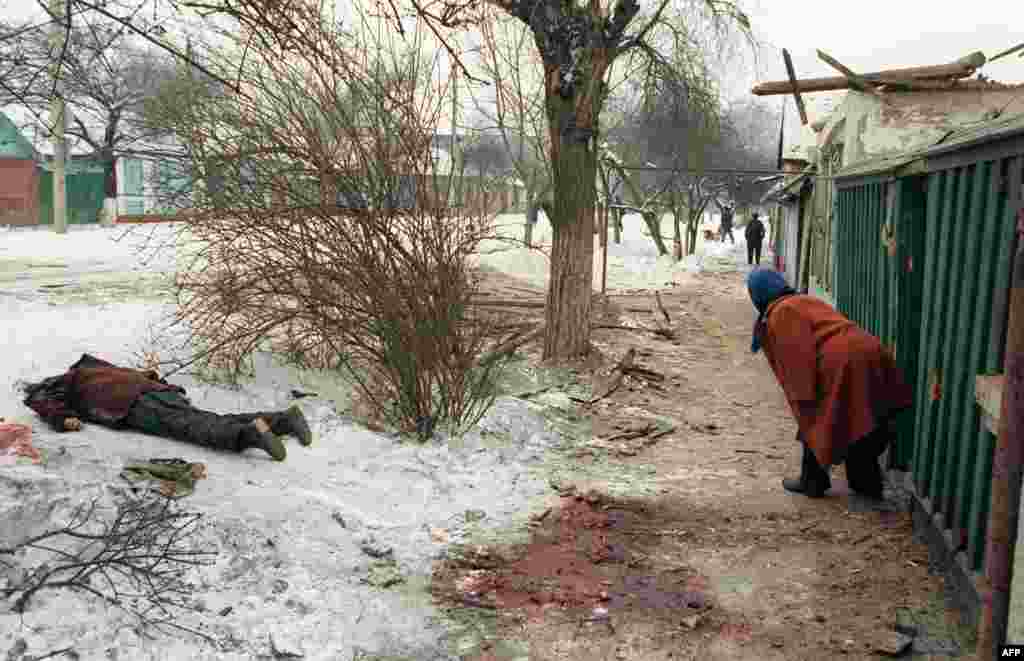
[48,0,67,234]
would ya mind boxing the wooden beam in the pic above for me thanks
[816,49,871,92]
[752,52,987,96]
[782,49,809,126]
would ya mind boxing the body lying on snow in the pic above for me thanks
[20,354,312,462]
[747,269,914,500]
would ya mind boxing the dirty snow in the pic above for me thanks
[0,214,764,660]
[0,223,576,661]
[476,212,768,292]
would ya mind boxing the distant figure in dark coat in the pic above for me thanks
[747,269,913,499]
[745,213,766,265]
[21,354,313,461]
[719,203,735,244]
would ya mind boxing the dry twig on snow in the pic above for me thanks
[0,492,217,643]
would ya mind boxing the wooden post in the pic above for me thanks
[976,183,1024,660]
[783,49,809,126]
[49,0,67,234]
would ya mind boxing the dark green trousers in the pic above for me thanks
[123,391,256,452]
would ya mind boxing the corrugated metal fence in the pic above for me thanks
[835,151,1022,572]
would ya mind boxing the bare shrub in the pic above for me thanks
[136,8,506,436]
[0,491,216,642]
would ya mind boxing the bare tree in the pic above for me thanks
[0,16,180,197]
[18,0,751,360]
[469,10,552,247]
[154,0,751,360]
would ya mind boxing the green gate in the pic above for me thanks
[38,163,108,225]
[834,150,1022,572]
[834,177,923,472]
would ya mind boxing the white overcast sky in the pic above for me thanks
[3,0,1022,138]
[739,0,1024,124]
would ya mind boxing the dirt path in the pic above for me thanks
[434,266,968,660]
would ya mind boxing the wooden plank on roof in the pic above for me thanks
[751,52,987,96]
[782,49,809,126]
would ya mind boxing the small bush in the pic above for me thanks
[134,6,508,437]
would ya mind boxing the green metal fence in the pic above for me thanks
[834,153,1022,572]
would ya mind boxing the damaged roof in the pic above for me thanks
[761,167,815,204]
[835,110,1024,183]
[919,111,1024,157]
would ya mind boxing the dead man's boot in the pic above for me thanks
[226,406,312,446]
[240,418,287,461]
[782,445,830,498]
[273,405,312,446]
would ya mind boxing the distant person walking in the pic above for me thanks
[718,202,735,244]
[745,212,766,265]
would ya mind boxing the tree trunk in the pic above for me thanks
[543,88,600,360]
[544,204,594,359]
[672,209,683,261]
[613,209,622,244]
[642,211,669,256]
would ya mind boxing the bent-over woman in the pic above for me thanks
[747,268,913,499]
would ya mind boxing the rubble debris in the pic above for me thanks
[0,422,42,465]
[871,631,913,657]
[588,348,636,405]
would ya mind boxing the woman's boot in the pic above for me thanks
[782,445,831,498]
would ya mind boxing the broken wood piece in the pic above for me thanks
[623,365,666,382]
[871,631,913,657]
[588,348,636,405]
[654,291,671,325]
[816,49,872,92]
[469,299,546,309]
[591,324,673,339]
[783,48,809,125]
[645,426,675,442]
[852,532,874,546]
[606,422,657,442]
[652,290,676,338]
[752,51,986,96]
[478,325,544,366]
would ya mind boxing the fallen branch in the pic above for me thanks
[469,299,546,309]
[654,291,671,325]
[0,493,218,643]
[606,423,657,442]
[624,365,666,382]
[588,348,636,405]
[591,324,675,340]
[478,325,545,366]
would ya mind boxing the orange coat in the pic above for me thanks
[761,295,913,467]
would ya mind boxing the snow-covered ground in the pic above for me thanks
[476,212,766,292]
[0,216,760,660]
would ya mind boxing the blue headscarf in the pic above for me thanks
[747,268,796,353]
